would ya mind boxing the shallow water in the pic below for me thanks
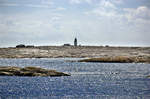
[0,58,150,99]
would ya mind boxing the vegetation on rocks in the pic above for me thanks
[0,66,70,77]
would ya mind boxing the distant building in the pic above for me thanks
[63,44,71,46]
[74,38,77,46]
[105,45,109,47]
[16,44,25,48]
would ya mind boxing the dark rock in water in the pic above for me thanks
[0,66,70,77]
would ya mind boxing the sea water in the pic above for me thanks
[0,58,150,99]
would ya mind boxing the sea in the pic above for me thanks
[0,58,150,99]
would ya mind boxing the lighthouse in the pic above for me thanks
[74,38,77,46]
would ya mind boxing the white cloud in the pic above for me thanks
[0,0,54,8]
[124,6,150,21]
[85,0,92,4]
[25,4,51,8]
[99,0,117,9]
[41,0,54,5]
[69,0,81,4]
[85,0,118,17]
[83,1,150,46]
[0,3,19,7]
[0,10,64,37]
[0,13,65,46]
[69,0,92,4]
[55,7,66,11]
[86,1,150,23]
[91,8,117,17]
[123,6,150,39]
[111,0,124,4]
[68,0,123,5]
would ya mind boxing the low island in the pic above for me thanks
[0,46,150,63]
[79,56,150,63]
[0,66,70,77]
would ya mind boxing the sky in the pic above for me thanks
[0,0,150,47]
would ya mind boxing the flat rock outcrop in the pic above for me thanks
[79,56,150,63]
[0,66,70,77]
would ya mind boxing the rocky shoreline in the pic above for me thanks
[0,66,70,77]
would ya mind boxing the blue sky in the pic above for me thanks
[0,0,150,47]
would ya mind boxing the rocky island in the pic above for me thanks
[0,46,150,63]
[0,66,70,77]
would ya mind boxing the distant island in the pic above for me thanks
[0,46,150,63]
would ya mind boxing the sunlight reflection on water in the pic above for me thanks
[0,58,150,99]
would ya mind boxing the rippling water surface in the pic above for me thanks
[0,58,150,99]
